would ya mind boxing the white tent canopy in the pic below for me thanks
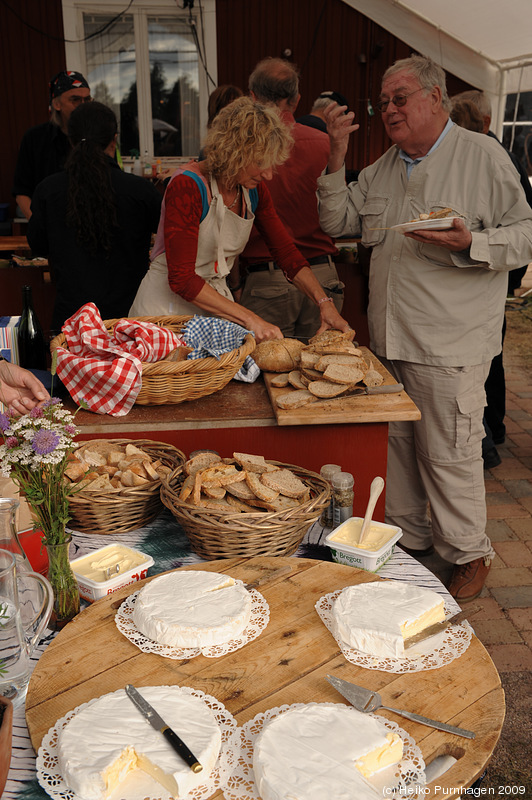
[344,0,532,135]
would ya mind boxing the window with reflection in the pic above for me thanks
[82,11,201,159]
[148,17,200,157]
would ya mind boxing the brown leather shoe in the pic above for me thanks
[447,557,491,601]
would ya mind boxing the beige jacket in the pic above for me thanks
[317,124,532,366]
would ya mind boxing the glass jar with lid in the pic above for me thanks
[319,464,342,527]
[332,472,354,527]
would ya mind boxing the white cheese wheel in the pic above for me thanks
[253,704,402,800]
[133,570,252,648]
[332,580,445,658]
[58,686,221,800]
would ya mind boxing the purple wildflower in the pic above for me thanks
[5,436,18,448]
[64,424,77,435]
[0,412,11,432]
[42,397,61,410]
[32,429,60,455]
[30,406,44,418]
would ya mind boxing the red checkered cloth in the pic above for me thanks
[55,304,185,416]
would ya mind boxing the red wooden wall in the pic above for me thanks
[0,0,66,217]
[0,0,474,217]
[215,0,473,173]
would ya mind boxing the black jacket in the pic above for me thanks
[27,158,162,332]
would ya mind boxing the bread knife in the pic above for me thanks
[312,383,404,406]
[403,605,481,649]
[124,684,202,773]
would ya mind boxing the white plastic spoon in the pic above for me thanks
[358,476,385,545]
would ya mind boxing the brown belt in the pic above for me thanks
[246,255,334,273]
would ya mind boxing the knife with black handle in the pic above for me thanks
[125,684,202,773]
[312,383,404,407]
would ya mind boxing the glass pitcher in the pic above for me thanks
[0,548,53,708]
[0,497,32,572]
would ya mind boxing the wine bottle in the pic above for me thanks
[18,285,47,370]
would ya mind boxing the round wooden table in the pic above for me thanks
[26,556,504,799]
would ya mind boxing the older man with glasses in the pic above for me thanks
[12,70,91,219]
[317,54,532,601]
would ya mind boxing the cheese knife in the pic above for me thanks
[125,684,202,773]
[326,675,475,739]
[403,605,481,649]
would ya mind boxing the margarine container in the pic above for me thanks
[325,517,402,572]
[71,544,154,602]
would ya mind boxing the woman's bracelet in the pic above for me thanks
[317,296,333,306]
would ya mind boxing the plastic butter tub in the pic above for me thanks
[325,517,402,572]
[71,544,154,602]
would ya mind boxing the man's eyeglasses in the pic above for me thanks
[374,88,424,113]
[70,95,93,107]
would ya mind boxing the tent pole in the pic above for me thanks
[494,69,507,142]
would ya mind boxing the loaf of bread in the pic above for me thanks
[253,339,306,372]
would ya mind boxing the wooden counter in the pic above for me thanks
[66,360,420,521]
[67,364,420,520]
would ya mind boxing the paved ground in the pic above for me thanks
[413,275,532,794]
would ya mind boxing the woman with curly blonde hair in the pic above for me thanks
[130,97,349,341]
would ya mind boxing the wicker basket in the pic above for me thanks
[50,315,256,405]
[160,460,330,560]
[68,439,186,535]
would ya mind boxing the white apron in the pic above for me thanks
[129,172,254,317]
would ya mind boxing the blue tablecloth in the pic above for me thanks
[4,510,459,800]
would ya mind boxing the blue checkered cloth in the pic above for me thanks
[182,315,260,382]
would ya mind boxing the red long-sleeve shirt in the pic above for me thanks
[163,174,308,302]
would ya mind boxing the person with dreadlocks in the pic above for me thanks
[27,102,161,335]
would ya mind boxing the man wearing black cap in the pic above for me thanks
[12,70,91,219]
[297,90,350,133]
[240,58,345,339]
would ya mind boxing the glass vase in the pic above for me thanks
[45,538,80,630]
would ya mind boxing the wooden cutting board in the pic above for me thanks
[26,557,503,799]
[264,347,421,426]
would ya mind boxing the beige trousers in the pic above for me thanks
[382,359,495,565]
[240,259,344,340]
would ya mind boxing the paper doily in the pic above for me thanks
[316,590,472,673]
[220,702,426,800]
[115,585,270,659]
[36,686,236,800]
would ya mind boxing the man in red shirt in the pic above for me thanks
[240,58,344,339]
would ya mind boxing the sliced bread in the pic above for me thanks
[185,451,221,476]
[299,349,321,369]
[315,353,368,372]
[233,452,279,474]
[276,389,318,410]
[308,329,355,347]
[363,359,384,387]
[322,363,365,385]
[288,370,308,390]
[307,380,350,398]
[245,471,280,502]
[270,372,291,388]
[261,468,308,498]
